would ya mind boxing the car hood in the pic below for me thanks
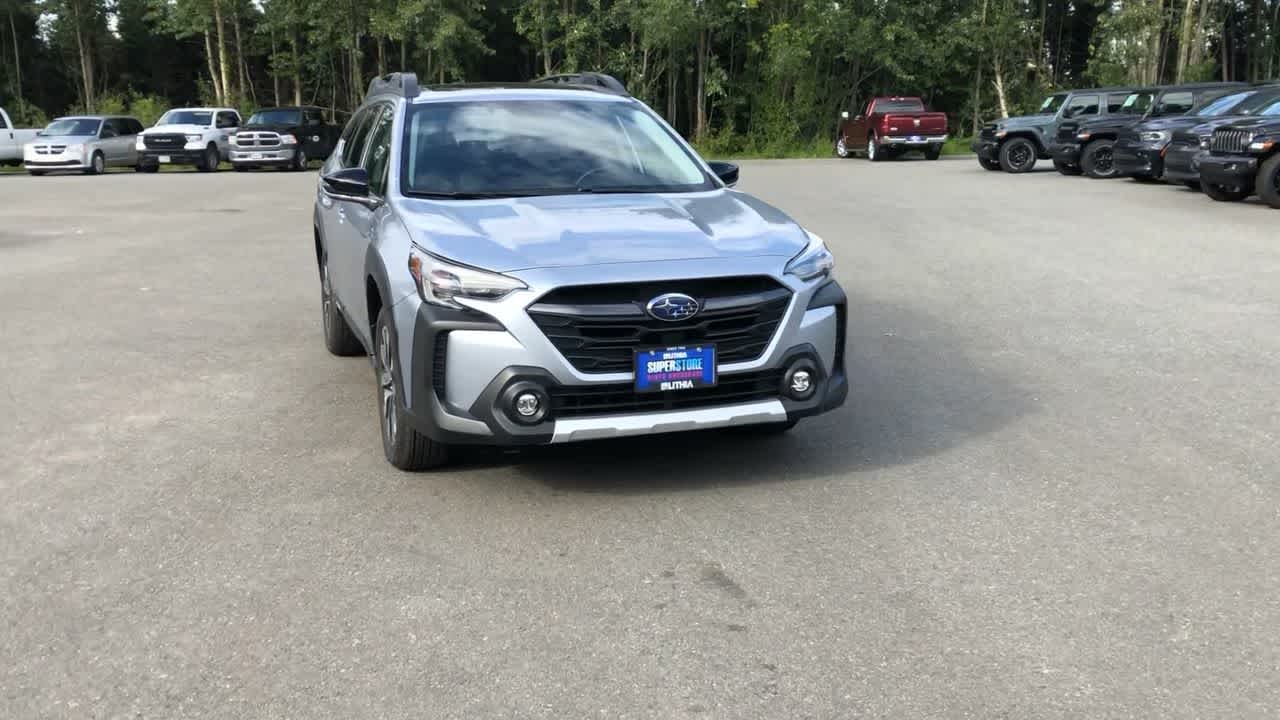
[1134,116,1204,133]
[397,190,811,273]
[996,115,1052,130]
[29,134,96,145]
[141,124,212,135]
[1215,116,1280,132]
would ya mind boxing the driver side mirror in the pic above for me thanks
[322,167,376,204]
[707,161,739,187]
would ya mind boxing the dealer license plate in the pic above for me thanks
[158,155,170,163]
[909,135,924,143]
[251,153,263,160]
[635,345,717,393]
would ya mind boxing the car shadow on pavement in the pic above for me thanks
[501,291,1036,494]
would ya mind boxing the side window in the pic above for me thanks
[216,111,238,128]
[1106,93,1130,113]
[1156,92,1194,115]
[341,108,377,168]
[305,109,324,126]
[361,105,395,196]
[1065,95,1100,118]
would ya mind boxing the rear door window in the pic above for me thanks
[1106,94,1131,113]
[1155,92,1194,116]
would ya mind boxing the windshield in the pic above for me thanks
[1233,92,1280,116]
[1037,94,1067,115]
[1194,91,1255,116]
[247,109,302,126]
[43,118,102,136]
[402,99,714,198]
[1119,92,1156,114]
[158,110,213,127]
[875,99,925,113]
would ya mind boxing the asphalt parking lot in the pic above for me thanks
[3,159,1279,719]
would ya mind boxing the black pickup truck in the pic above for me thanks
[229,106,339,171]
[1050,82,1243,178]
[1198,114,1280,208]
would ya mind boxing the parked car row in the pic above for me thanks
[1,105,340,175]
[973,82,1280,209]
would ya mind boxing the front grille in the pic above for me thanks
[550,369,783,418]
[1211,128,1252,154]
[31,145,68,155]
[234,131,282,147]
[527,277,792,374]
[144,134,187,150]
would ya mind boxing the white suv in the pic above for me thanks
[137,107,240,172]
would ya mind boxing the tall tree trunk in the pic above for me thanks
[270,29,281,105]
[377,37,386,77]
[8,9,21,109]
[291,25,302,105]
[667,49,677,127]
[70,0,94,112]
[695,28,708,141]
[205,30,223,104]
[539,2,553,75]
[400,38,407,70]
[1176,0,1198,82]
[973,0,989,136]
[992,56,1010,119]
[233,5,247,101]
[212,0,232,106]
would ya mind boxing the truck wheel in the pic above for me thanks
[197,144,219,172]
[867,134,884,162]
[1202,181,1252,202]
[320,251,364,357]
[292,148,308,171]
[924,146,942,161]
[87,151,105,175]
[1257,154,1280,209]
[374,308,450,471]
[1080,140,1118,179]
[834,135,851,159]
[978,156,1002,171]
[998,138,1037,173]
[1053,159,1082,176]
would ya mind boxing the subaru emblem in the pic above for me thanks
[646,293,700,322]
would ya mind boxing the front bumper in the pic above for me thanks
[1198,154,1258,187]
[1162,145,1204,183]
[230,147,298,166]
[139,149,206,166]
[972,139,999,161]
[1048,141,1081,166]
[393,277,849,447]
[1113,141,1164,177]
[24,159,89,170]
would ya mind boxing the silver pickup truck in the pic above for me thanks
[0,107,41,166]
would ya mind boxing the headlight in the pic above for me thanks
[1249,137,1275,152]
[280,134,298,145]
[228,135,239,146]
[407,246,526,308]
[65,144,84,154]
[785,232,834,281]
[1077,132,1091,140]
[995,129,1008,139]
[1140,130,1171,144]
[1199,136,1211,150]
[135,137,145,150]
[185,134,202,144]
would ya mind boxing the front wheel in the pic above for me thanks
[834,135,851,159]
[374,308,450,471]
[1202,181,1252,202]
[292,148,308,171]
[87,151,105,175]
[1080,140,1118,179]
[197,144,219,173]
[998,138,1037,173]
[1256,153,1280,209]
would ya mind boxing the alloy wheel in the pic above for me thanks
[1009,144,1031,170]
[867,138,876,160]
[1094,148,1115,176]
[320,261,333,337]
[835,136,848,158]
[377,324,398,447]
[93,154,105,174]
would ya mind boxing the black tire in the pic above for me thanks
[87,151,105,175]
[1183,180,1201,191]
[320,251,363,357]
[197,144,219,172]
[924,146,941,161]
[978,156,1002,171]
[1080,140,1118,179]
[374,308,449,471]
[292,148,308,171]
[1053,159,1082,176]
[834,134,852,158]
[1257,153,1280,209]
[998,137,1037,173]
[867,134,884,162]
[1202,181,1252,202]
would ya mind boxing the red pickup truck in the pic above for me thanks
[835,97,949,161]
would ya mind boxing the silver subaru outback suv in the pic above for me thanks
[314,72,847,470]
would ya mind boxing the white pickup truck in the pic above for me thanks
[0,107,41,166]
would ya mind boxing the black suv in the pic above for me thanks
[1198,112,1280,208]
[229,106,339,171]
[1051,82,1243,178]
[1163,87,1280,190]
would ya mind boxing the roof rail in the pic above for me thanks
[535,72,628,95]
[366,72,420,100]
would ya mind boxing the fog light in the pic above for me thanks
[515,392,541,418]
[789,370,812,395]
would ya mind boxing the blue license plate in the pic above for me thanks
[910,135,924,142]
[635,345,717,393]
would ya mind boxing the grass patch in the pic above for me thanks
[692,133,974,160]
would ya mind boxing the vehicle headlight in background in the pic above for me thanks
[185,134,202,144]
[408,245,527,308]
[1199,135,1211,150]
[785,232,835,281]
[1077,132,1092,141]
[1139,130,1171,145]
[1249,137,1275,152]
[280,134,298,145]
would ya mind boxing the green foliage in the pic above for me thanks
[95,88,171,124]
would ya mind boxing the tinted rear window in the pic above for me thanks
[875,99,925,113]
